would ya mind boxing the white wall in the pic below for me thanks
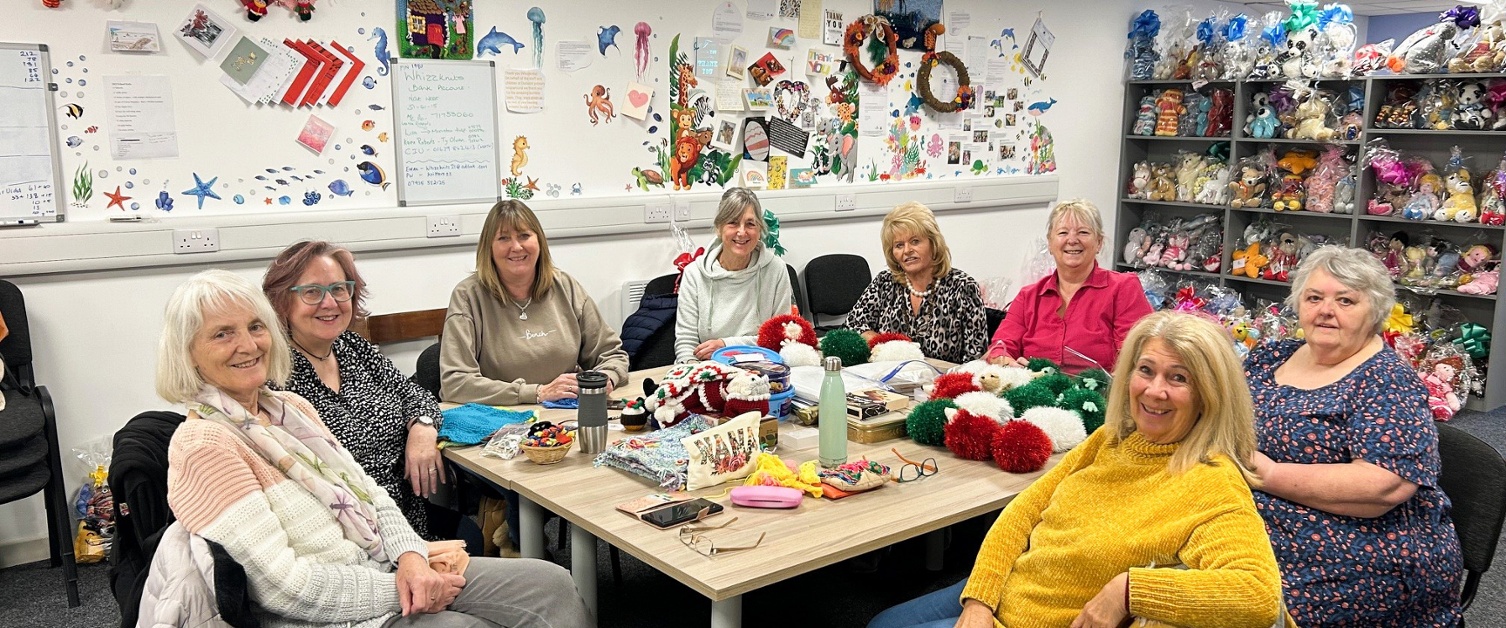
[0,0,1160,558]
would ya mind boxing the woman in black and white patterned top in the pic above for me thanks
[262,241,444,539]
[847,202,987,363]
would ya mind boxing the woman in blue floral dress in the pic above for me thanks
[1245,247,1462,627]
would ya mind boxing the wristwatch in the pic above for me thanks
[408,415,436,430]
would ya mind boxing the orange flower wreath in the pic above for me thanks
[844,15,899,86]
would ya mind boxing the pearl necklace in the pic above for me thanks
[906,278,932,298]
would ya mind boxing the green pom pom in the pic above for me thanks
[1074,368,1111,392]
[1036,371,1072,395]
[1026,357,1060,373]
[905,399,956,446]
[1002,381,1056,415]
[1059,387,1107,434]
[819,329,871,366]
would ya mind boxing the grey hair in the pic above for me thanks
[156,269,291,403]
[714,187,764,239]
[1285,246,1396,335]
[1047,198,1106,240]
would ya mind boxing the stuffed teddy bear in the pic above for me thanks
[1449,21,1506,73]
[1160,232,1190,270]
[1207,88,1233,137]
[1229,165,1268,208]
[1262,230,1301,282]
[1195,164,1231,205]
[1126,161,1152,199]
[1286,96,1336,141]
[1123,227,1150,266]
[1154,89,1185,136]
[1453,81,1492,130]
[1279,23,1320,79]
[1148,163,1177,201]
[1333,173,1356,214]
[1175,153,1204,202]
[1439,168,1478,223]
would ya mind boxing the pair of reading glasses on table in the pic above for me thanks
[892,448,940,483]
[679,515,766,557]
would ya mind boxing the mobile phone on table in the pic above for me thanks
[608,398,627,410]
[641,498,724,529]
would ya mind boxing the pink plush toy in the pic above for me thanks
[1422,363,1463,420]
[1305,146,1346,213]
[1458,269,1500,295]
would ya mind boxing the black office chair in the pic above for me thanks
[643,272,678,297]
[786,263,807,319]
[0,278,79,607]
[803,254,871,332]
[1435,422,1506,615]
[413,341,442,398]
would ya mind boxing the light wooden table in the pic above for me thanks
[444,366,1059,628]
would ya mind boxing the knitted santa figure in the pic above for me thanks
[867,332,926,362]
[757,314,821,367]
[646,361,771,427]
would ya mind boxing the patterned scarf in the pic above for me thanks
[193,385,387,563]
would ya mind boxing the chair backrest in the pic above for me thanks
[785,263,807,318]
[644,273,679,298]
[108,411,185,628]
[0,278,35,388]
[351,308,447,345]
[803,254,871,325]
[413,341,442,399]
[1435,421,1506,610]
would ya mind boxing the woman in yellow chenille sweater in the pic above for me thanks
[869,311,1286,628]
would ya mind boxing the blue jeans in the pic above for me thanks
[868,578,968,628]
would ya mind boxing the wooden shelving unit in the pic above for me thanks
[1115,74,1506,410]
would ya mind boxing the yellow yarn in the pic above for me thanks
[743,452,825,497]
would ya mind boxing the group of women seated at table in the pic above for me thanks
[148,188,1464,627]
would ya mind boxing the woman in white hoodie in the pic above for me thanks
[675,187,794,362]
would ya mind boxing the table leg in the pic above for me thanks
[570,522,599,623]
[519,495,545,559]
[925,529,945,571]
[711,595,742,628]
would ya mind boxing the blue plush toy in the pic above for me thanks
[1249,105,1279,138]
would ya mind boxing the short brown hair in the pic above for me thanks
[262,240,369,325]
[880,202,951,282]
[476,200,556,302]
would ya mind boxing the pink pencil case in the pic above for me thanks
[729,485,803,509]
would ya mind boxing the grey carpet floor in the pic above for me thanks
[6,408,1505,628]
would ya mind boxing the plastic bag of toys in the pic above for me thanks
[1125,10,1162,81]
[1438,146,1479,223]
[978,276,1013,311]
[1372,83,1419,129]
[1191,14,1224,83]
[1387,8,1474,74]
[1415,79,1457,130]
[1155,9,1196,80]
[1317,4,1358,78]
[1305,145,1347,214]
[1193,158,1233,206]
[1418,343,1475,420]
[1478,151,1506,226]
[1220,14,1254,79]
[1136,270,1172,310]
[1244,88,1281,139]
[1452,79,1494,129]
[1250,11,1287,79]
[1352,38,1394,75]
[1278,1,1323,80]
[1229,150,1274,209]
[1178,91,1209,138]
[1231,219,1274,279]
[72,441,113,564]
[1283,87,1338,142]
[1449,4,1506,73]
[1272,148,1318,212]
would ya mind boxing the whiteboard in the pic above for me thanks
[0,43,63,223]
[390,58,503,207]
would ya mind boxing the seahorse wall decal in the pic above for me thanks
[370,27,390,76]
[510,136,530,177]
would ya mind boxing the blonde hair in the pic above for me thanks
[156,269,291,403]
[1106,311,1258,484]
[475,200,556,302]
[880,201,951,281]
[1047,198,1106,240]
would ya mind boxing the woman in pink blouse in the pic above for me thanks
[987,199,1153,373]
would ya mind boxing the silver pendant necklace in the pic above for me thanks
[514,297,533,320]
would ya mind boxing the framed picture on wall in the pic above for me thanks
[710,117,740,152]
[175,3,236,59]
[727,46,748,79]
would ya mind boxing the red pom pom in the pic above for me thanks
[991,421,1053,473]
[757,315,817,351]
[944,410,1002,460]
[931,372,980,400]
[867,331,912,349]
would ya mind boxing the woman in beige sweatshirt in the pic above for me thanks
[441,200,628,406]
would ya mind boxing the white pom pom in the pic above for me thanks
[780,342,822,367]
[995,366,1036,391]
[870,340,926,362]
[955,360,991,375]
[953,391,1006,421]
[1020,406,1088,452]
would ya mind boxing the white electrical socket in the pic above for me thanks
[172,228,220,254]
[834,193,857,212]
[426,215,461,238]
[673,199,691,222]
[644,200,672,223]
[954,187,974,203]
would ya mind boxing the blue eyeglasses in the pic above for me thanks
[289,281,355,305]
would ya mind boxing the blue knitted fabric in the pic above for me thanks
[541,398,579,410]
[438,404,536,445]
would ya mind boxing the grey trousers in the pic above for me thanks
[382,557,590,628]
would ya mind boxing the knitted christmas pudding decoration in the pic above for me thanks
[943,407,1001,460]
[1019,406,1088,452]
[992,420,1053,473]
[1002,380,1057,415]
[1034,371,1073,396]
[1058,387,1108,433]
[819,328,871,366]
[905,399,955,446]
